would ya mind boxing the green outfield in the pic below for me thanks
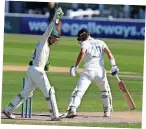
[1,34,144,128]
[3,34,144,73]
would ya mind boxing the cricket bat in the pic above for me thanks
[115,74,136,110]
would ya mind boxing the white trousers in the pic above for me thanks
[4,66,57,114]
[68,68,112,112]
[22,66,51,98]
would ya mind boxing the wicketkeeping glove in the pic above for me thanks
[111,65,119,76]
[70,66,78,77]
[44,61,51,71]
[53,7,64,23]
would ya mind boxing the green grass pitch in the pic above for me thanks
[1,34,144,128]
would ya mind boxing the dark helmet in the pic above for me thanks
[48,27,60,45]
[77,28,90,42]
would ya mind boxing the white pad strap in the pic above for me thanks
[5,93,24,113]
[67,89,84,110]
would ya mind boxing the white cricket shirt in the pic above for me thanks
[31,40,50,69]
[30,20,55,70]
[80,36,108,69]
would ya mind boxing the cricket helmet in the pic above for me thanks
[77,28,90,42]
[48,27,60,45]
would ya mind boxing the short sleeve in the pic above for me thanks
[101,41,108,50]
[80,41,89,49]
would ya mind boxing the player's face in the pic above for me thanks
[77,33,90,44]
[48,36,59,46]
[78,40,82,44]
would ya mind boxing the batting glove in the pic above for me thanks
[70,66,78,77]
[111,65,119,76]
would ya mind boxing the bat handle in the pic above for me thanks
[115,74,121,82]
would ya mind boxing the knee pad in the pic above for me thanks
[17,93,24,101]
[72,89,84,99]
[45,87,59,118]
[67,89,85,110]
[101,91,109,98]
[5,93,24,113]
[101,91,112,112]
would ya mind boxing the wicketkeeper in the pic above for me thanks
[66,28,119,118]
[3,7,64,121]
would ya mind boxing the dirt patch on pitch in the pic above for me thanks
[3,65,141,75]
[1,112,142,124]
[3,65,73,73]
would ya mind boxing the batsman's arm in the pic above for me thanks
[75,48,86,67]
[104,43,119,76]
[104,47,116,66]
[70,48,86,77]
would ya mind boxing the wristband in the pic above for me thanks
[110,58,116,66]
[56,19,59,24]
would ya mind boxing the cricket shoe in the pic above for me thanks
[66,112,78,118]
[104,111,111,117]
[66,107,78,118]
[2,110,15,119]
[66,106,77,118]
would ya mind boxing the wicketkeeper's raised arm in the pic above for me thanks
[39,7,64,44]
[39,20,56,44]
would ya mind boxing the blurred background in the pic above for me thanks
[4,1,145,40]
[5,1,145,19]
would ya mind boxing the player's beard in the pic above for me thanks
[48,37,53,46]
[48,40,53,46]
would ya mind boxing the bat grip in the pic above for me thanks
[115,74,121,82]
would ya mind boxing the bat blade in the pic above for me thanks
[124,90,136,110]
[118,81,136,110]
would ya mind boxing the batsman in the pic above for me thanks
[66,28,119,118]
[3,7,64,121]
